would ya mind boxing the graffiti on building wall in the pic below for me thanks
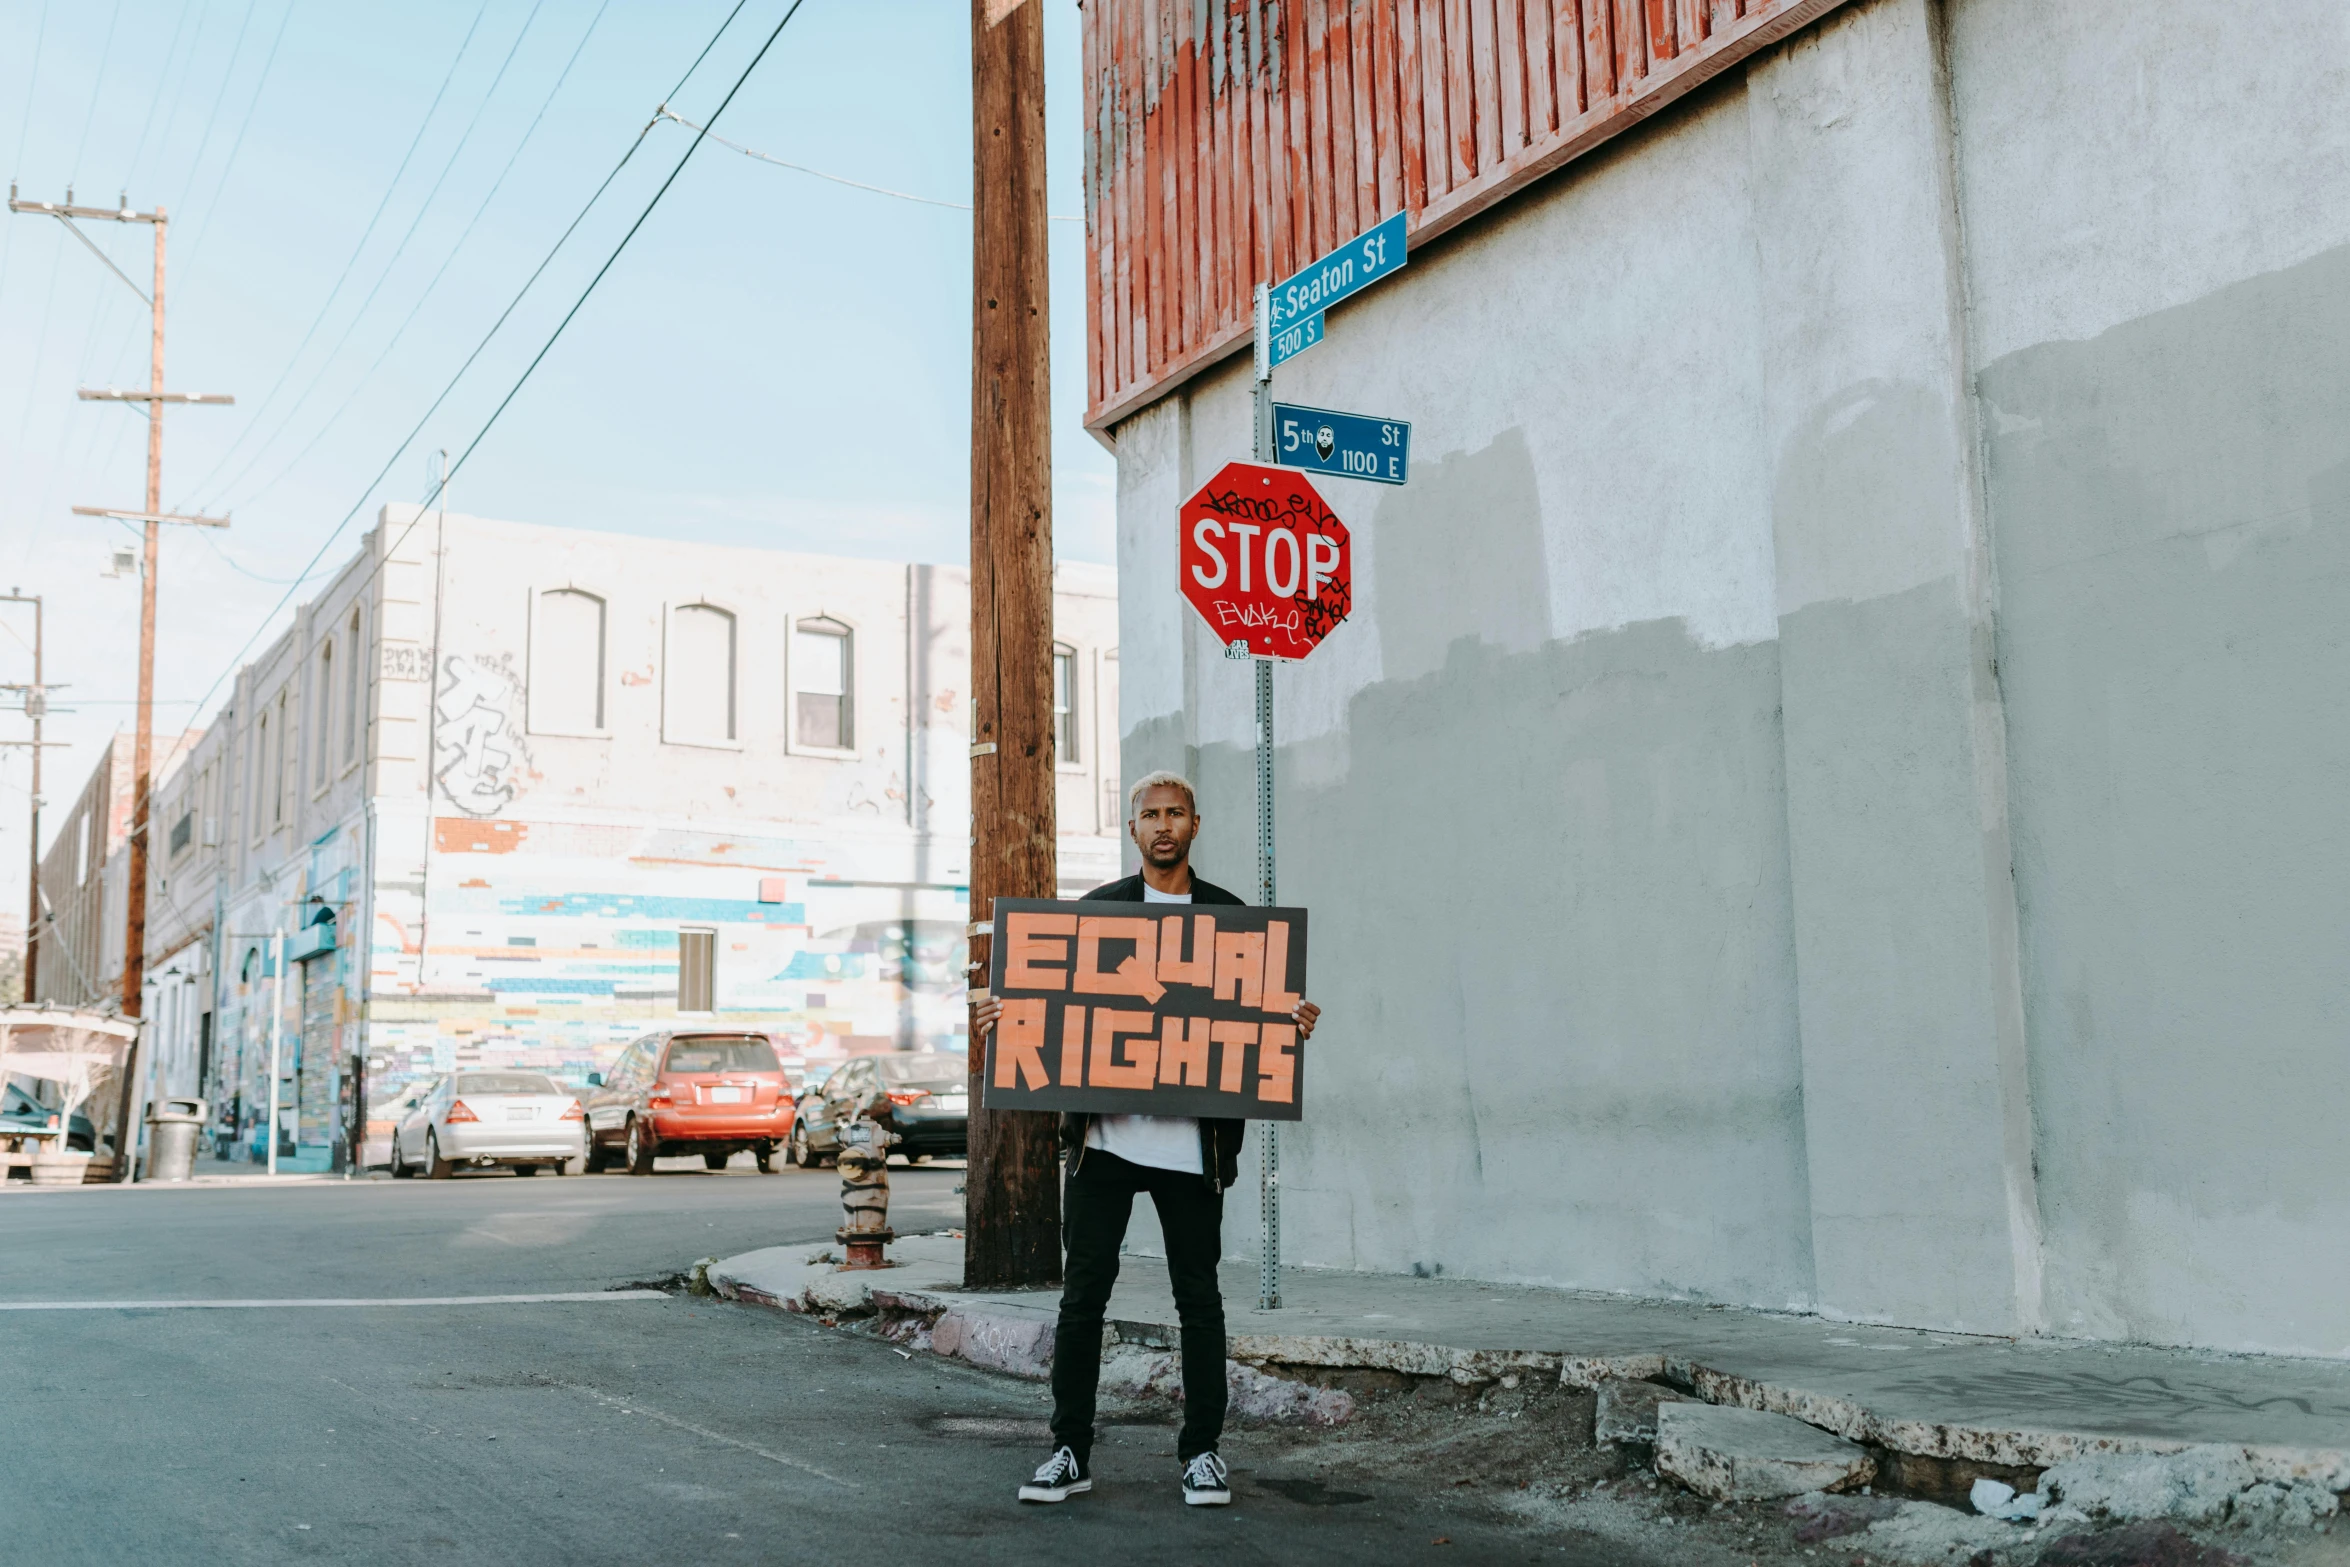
[434,654,532,817]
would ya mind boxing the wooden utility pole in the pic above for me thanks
[0,590,59,999]
[965,0,1060,1290]
[10,187,230,1175]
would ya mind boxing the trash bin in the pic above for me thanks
[145,1098,208,1183]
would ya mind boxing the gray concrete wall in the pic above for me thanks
[1108,0,2350,1351]
[1950,0,2350,1354]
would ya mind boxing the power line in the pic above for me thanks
[143,0,236,199]
[181,0,751,548]
[203,0,556,515]
[68,0,127,185]
[122,0,202,189]
[143,0,805,805]
[221,0,615,517]
[174,0,495,507]
[659,106,1084,222]
[160,0,262,217]
[175,0,299,296]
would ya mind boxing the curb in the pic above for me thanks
[705,1242,2350,1501]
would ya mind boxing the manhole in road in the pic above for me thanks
[931,1417,1051,1440]
[1261,1476,1374,1507]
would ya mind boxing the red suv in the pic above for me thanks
[581,1030,795,1174]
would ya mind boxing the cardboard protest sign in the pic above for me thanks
[981,899,1309,1120]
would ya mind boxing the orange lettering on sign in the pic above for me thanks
[1213,929,1265,1009]
[1075,916,1167,1003]
[1261,920,1302,1015]
[993,997,1051,1090]
[1257,1021,1297,1104]
[1210,1020,1258,1094]
[1005,912,1077,990]
[1156,914,1217,987]
[1058,1004,1088,1087]
[1159,1015,1212,1087]
[1088,1008,1159,1089]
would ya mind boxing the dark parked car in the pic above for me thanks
[582,1030,794,1174]
[1,1082,93,1151]
[787,1052,967,1167]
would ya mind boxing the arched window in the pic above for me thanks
[664,603,736,744]
[343,607,363,765]
[272,692,287,824]
[530,588,607,733]
[251,710,268,840]
[793,617,852,750]
[313,640,334,791]
[1052,643,1079,766]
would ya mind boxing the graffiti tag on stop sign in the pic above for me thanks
[1178,462,1352,660]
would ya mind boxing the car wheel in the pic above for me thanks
[754,1142,775,1174]
[582,1129,609,1173]
[905,1151,925,1165]
[626,1117,656,1175]
[390,1134,414,1177]
[426,1132,454,1180]
[702,1151,730,1172]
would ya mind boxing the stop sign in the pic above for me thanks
[1177,462,1352,660]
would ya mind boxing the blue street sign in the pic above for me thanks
[1272,401,1411,486]
[1267,310,1323,370]
[1263,211,1408,365]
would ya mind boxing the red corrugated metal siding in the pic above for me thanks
[1081,0,1855,435]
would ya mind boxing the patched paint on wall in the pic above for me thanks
[1126,612,1814,1305]
[1979,242,2350,1355]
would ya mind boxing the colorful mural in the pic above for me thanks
[357,815,970,1117]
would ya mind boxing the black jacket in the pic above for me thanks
[1060,871,1247,1191]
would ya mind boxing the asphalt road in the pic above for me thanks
[1,1159,1626,1565]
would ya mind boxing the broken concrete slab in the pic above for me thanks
[2042,1446,2253,1524]
[1594,1378,1686,1446]
[2039,1446,2344,1528]
[1656,1401,1876,1500]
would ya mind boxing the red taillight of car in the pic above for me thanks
[885,1091,926,1107]
[445,1100,480,1124]
[560,1100,585,1121]
[648,1089,674,1108]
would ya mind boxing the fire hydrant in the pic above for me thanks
[835,1117,899,1270]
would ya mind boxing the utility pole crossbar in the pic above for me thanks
[76,390,233,405]
[71,507,230,528]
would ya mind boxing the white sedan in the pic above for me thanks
[390,1072,587,1178]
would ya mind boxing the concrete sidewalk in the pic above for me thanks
[710,1234,2350,1490]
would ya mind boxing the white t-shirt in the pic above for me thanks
[1082,881,1202,1174]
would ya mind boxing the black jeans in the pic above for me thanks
[1051,1149,1228,1464]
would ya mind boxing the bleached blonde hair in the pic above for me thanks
[1126,769,1198,821]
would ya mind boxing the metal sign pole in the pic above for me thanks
[1250,283,1282,1312]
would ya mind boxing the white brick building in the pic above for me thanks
[138,507,1118,1170]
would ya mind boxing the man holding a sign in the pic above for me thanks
[974,772,1319,1508]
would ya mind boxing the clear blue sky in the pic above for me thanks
[0,0,1110,894]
